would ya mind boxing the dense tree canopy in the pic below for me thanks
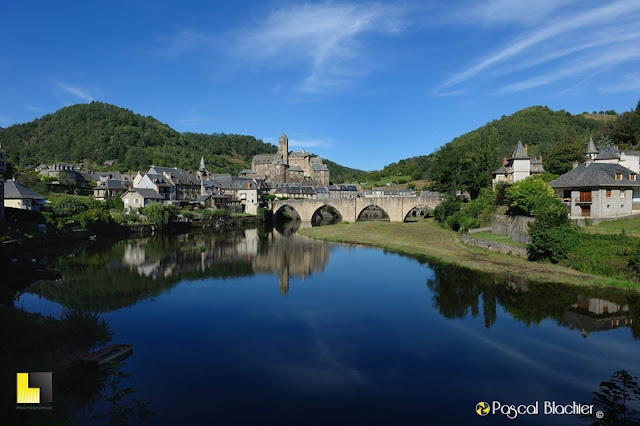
[544,136,587,175]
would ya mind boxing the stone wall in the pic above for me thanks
[461,234,529,258]
[491,214,534,244]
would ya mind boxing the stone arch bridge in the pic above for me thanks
[271,193,442,223]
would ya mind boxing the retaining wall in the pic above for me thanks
[461,234,529,258]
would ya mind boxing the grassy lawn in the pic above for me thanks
[469,231,528,248]
[299,221,639,290]
[584,216,640,238]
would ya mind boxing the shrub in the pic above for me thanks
[52,196,88,217]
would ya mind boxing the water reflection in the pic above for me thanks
[23,223,330,312]
[426,263,640,339]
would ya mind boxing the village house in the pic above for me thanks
[328,184,360,198]
[366,187,414,197]
[550,161,639,218]
[3,180,47,211]
[550,140,640,218]
[93,179,130,200]
[121,188,164,211]
[491,141,544,187]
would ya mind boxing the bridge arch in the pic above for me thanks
[310,204,343,225]
[403,204,430,222]
[356,204,390,222]
[273,204,301,221]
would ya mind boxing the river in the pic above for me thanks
[12,223,640,425]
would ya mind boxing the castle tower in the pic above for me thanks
[279,133,289,165]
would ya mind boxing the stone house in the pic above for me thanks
[93,179,130,200]
[491,141,544,187]
[133,172,173,201]
[549,161,639,218]
[328,184,360,198]
[121,188,164,211]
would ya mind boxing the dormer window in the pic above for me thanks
[631,174,637,181]
[615,173,622,180]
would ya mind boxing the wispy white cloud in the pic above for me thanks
[499,42,640,93]
[437,0,640,93]
[26,105,44,113]
[231,2,410,94]
[466,0,576,27]
[52,79,93,102]
[599,72,640,94]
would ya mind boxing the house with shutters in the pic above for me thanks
[491,141,544,187]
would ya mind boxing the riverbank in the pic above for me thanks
[299,221,640,291]
[0,214,263,255]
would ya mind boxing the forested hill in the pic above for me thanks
[347,104,638,197]
[0,102,277,175]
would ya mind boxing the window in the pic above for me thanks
[615,173,622,180]
[124,199,129,204]
[621,190,626,199]
[134,198,140,204]
[631,174,637,181]
[606,189,612,198]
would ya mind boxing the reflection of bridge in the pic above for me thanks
[271,193,442,223]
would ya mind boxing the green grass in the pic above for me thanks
[300,221,640,291]
[470,231,528,248]
[585,216,640,238]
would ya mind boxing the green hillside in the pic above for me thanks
[0,102,276,175]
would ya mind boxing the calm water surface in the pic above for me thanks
[14,224,640,425]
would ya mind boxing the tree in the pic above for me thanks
[544,136,585,175]
[583,370,640,425]
[140,203,178,227]
[505,176,555,216]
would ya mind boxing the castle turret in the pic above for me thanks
[586,136,598,160]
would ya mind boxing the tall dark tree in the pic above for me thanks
[544,136,586,175]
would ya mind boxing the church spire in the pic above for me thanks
[199,156,206,172]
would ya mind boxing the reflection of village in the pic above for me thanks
[504,281,635,337]
[564,296,634,337]
[120,225,330,295]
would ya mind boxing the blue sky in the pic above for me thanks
[1,1,640,170]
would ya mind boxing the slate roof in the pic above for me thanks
[594,146,621,161]
[549,162,639,188]
[3,180,45,200]
[311,163,329,171]
[510,141,530,160]
[239,169,257,175]
[492,166,507,175]
[586,137,598,154]
[288,165,303,172]
[95,179,129,189]
[145,173,172,187]
[123,188,164,199]
[289,150,309,158]
[210,176,258,190]
[253,154,277,164]
[274,186,316,195]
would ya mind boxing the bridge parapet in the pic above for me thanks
[271,193,443,223]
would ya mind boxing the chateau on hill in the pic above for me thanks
[491,141,544,187]
[242,133,330,186]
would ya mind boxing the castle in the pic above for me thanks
[241,133,330,186]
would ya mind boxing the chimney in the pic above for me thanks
[614,145,619,150]
[502,157,507,166]
[572,161,578,169]
[524,144,528,154]
[539,155,543,163]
